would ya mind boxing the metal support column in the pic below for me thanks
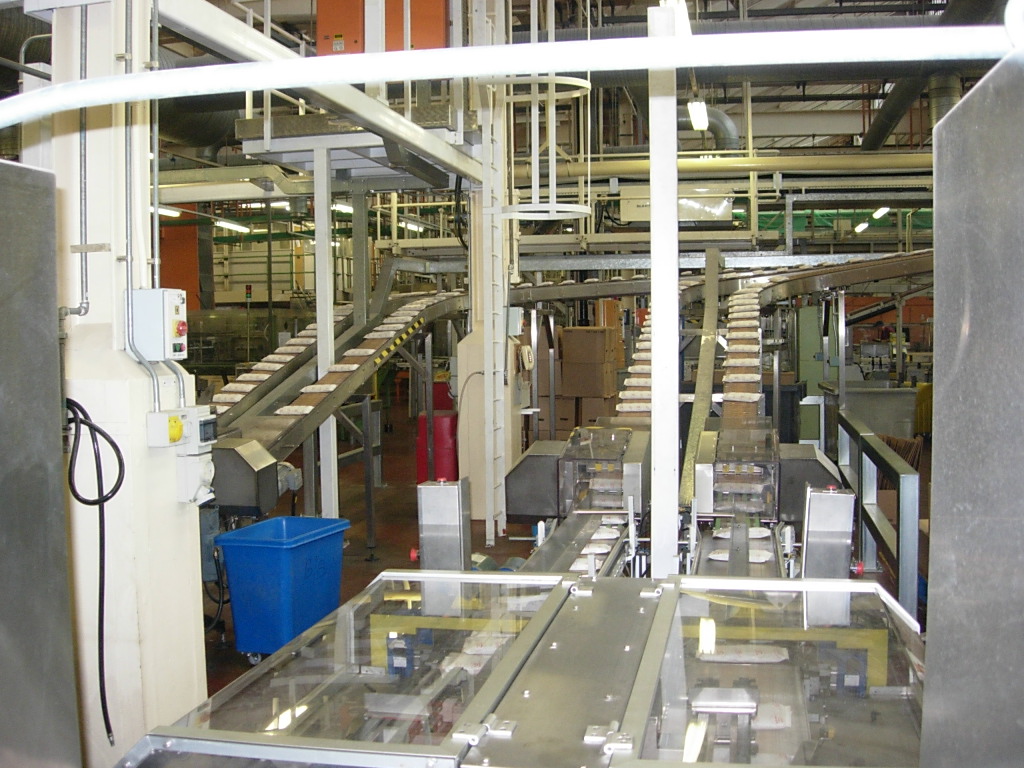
[529,307,540,443]
[361,395,378,555]
[772,348,781,432]
[424,330,436,481]
[473,0,511,546]
[352,191,370,327]
[837,289,847,410]
[313,146,340,518]
[895,296,905,383]
[648,0,690,578]
[545,313,557,440]
[335,401,379,558]
[265,204,276,343]
[302,435,317,516]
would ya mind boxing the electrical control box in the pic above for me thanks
[147,406,218,505]
[147,406,217,453]
[131,288,188,361]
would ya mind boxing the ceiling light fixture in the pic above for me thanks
[687,100,709,131]
[872,206,890,219]
[332,202,354,214]
[215,219,251,234]
[854,221,870,233]
[150,206,181,218]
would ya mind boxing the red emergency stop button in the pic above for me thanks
[175,320,188,337]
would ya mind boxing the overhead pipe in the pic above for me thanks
[512,15,947,45]
[927,72,963,127]
[528,16,956,92]
[64,6,90,319]
[0,23,1011,132]
[516,151,932,183]
[679,105,740,150]
[860,0,1003,150]
[597,104,740,154]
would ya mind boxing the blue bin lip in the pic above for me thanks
[215,516,351,549]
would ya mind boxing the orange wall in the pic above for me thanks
[847,296,933,347]
[317,0,448,55]
[159,205,201,311]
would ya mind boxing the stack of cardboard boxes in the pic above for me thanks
[533,325,624,439]
[521,310,630,439]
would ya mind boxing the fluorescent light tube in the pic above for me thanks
[872,206,890,219]
[854,221,870,233]
[687,100,709,131]
[215,219,251,233]
[150,206,181,218]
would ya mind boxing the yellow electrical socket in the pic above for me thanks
[167,415,184,443]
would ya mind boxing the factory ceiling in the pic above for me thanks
[0,0,1009,245]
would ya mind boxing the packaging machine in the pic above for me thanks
[118,571,923,767]
[505,426,651,577]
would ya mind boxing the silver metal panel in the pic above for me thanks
[0,160,81,766]
[778,443,842,523]
[211,437,279,512]
[504,440,564,521]
[801,488,855,580]
[622,429,652,521]
[922,47,1024,767]
[464,579,661,768]
[417,479,470,571]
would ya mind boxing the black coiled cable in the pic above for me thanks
[66,397,125,747]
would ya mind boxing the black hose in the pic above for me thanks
[66,398,125,747]
[454,176,469,252]
[203,546,229,631]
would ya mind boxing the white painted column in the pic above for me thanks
[364,0,386,102]
[313,146,341,518]
[648,1,691,578]
[50,3,205,765]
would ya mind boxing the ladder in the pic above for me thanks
[473,0,510,546]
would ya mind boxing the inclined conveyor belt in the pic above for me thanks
[213,250,932,461]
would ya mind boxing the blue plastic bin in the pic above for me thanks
[216,516,351,655]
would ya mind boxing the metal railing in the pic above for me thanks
[837,410,919,617]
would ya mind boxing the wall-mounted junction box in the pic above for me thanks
[131,288,188,361]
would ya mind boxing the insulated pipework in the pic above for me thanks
[121,0,161,412]
[149,0,184,409]
[64,7,90,319]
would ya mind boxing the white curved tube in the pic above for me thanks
[0,26,1011,130]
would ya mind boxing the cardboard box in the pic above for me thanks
[562,361,617,398]
[562,327,618,364]
[579,396,618,426]
[762,370,797,386]
[614,341,626,367]
[595,298,623,328]
[536,397,577,438]
[536,363,562,396]
[536,396,577,424]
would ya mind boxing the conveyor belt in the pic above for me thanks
[518,512,630,576]
[215,272,652,460]
[693,526,784,578]
[214,250,931,461]
[610,250,933,420]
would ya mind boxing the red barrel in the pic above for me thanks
[432,381,455,411]
[416,410,458,483]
